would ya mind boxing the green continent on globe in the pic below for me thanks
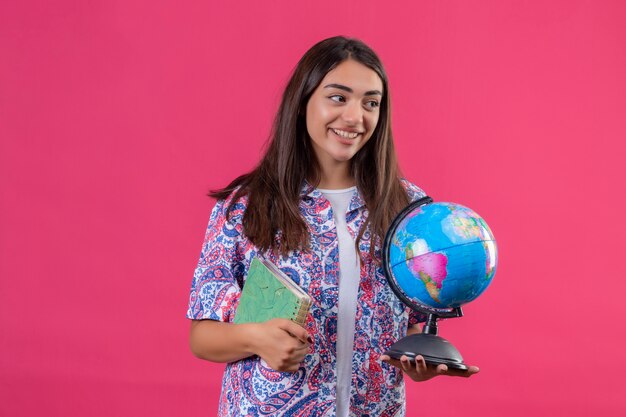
[418,271,441,303]
[448,213,483,240]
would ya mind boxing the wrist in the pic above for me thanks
[237,322,262,357]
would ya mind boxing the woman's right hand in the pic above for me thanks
[251,318,311,372]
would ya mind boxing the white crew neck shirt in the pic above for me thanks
[318,186,360,417]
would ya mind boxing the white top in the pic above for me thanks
[318,186,359,417]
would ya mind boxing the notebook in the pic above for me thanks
[234,257,312,326]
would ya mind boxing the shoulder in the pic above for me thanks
[209,187,250,228]
[399,178,427,202]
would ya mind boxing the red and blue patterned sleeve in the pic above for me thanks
[400,178,427,203]
[186,194,247,322]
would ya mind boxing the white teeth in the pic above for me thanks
[332,128,360,139]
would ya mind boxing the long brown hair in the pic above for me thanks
[210,36,409,261]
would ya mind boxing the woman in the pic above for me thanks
[187,36,478,417]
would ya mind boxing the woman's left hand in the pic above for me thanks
[379,354,479,382]
[379,324,479,382]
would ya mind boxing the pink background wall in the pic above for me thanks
[2,1,625,416]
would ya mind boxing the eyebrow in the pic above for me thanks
[323,83,382,96]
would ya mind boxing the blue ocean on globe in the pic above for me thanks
[388,202,497,312]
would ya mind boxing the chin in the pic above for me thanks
[332,153,356,163]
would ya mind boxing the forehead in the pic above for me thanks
[320,59,384,94]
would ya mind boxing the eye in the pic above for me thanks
[329,95,346,103]
[365,100,380,109]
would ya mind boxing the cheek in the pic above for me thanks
[368,113,380,130]
[363,113,380,140]
[306,103,328,135]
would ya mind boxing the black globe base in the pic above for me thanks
[384,333,469,371]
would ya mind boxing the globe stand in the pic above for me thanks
[383,310,469,371]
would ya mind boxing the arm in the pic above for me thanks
[189,320,257,363]
[187,197,310,372]
[406,324,421,336]
[189,318,310,372]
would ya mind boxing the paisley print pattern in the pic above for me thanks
[187,179,427,416]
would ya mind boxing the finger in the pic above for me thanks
[443,365,479,377]
[436,364,448,375]
[286,352,307,368]
[287,363,302,373]
[456,365,479,377]
[293,341,310,353]
[380,356,403,370]
[414,355,427,373]
[400,355,412,373]
[280,321,310,344]
[290,353,307,366]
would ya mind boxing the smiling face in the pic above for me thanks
[305,59,384,182]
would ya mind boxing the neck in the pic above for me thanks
[316,162,355,190]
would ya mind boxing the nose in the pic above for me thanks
[341,101,363,126]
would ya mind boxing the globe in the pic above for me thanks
[382,196,498,369]
[385,198,497,314]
